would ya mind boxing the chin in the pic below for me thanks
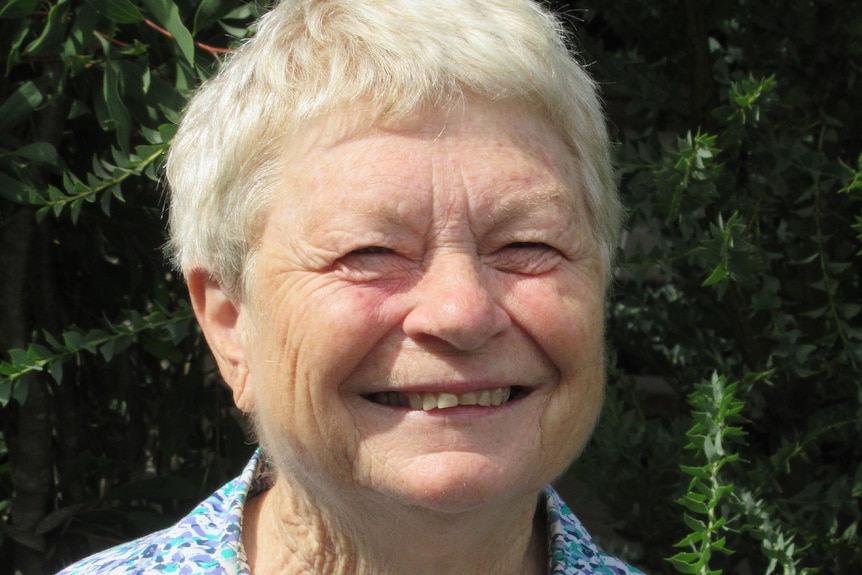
[368,452,546,514]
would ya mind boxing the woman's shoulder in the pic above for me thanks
[54,452,264,575]
[544,486,645,575]
[54,517,240,575]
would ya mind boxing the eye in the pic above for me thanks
[492,242,563,275]
[505,242,547,250]
[348,246,393,256]
[334,246,410,282]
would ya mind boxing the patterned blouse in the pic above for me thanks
[57,451,643,574]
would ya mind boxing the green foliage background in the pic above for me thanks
[0,1,859,574]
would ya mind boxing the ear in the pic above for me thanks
[187,269,255,412]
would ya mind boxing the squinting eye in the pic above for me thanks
[349,246,393,255]
[505,242,547,249]
[334,245,409,282]
[492,242,562,275]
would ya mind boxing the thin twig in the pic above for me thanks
[96,31,129,48]
[35,9,233,56]
[144,18,233,56]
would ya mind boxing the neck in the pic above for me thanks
[242,478,547,575]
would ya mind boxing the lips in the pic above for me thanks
[365,386,527,411]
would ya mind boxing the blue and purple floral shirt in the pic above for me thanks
[57,451,643,574]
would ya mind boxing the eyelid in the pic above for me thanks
[491,242,563,275]
[501,241,564,255]
[504,241,552,249]
[333,245,412,282]
[348,246,393,255]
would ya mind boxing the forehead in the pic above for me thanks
[282,100,581,209]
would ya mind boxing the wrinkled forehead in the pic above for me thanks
[280,97,581,194]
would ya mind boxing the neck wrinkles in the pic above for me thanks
[242,475,547,575]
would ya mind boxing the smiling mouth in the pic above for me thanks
[364,387,528,411]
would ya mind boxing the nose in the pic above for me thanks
[402,253,510,351]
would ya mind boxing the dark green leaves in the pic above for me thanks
[193,0,239,34]
[700,212,764,292]
[85,0,143,24]
[0,0,37,19]
[575,2,862,573]
[0,3,259,572]
[142,0,195,64]
[23,0,69,55]
[655,131,722,223]
[102,55,133,150]
[0,79,45,133]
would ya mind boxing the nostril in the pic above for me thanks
[402,272,511,351]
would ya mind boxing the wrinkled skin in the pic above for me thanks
[189,100,607,574]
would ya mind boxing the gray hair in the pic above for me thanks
[167,0,621,297]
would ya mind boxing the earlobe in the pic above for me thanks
[187,269,255,412]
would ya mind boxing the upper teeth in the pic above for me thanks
[371,388,512,410]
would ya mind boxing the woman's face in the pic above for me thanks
[237,100,606,513]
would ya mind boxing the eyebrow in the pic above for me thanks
[483,186,577,225]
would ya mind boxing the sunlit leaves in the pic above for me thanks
[0,0,253,226]
[590,5,862,572]
[0,302,195,403]
[142,0,195,65]
[0,2,259,571]
[668,374,743,575]
[654,131,722,224]
[31,137,169,223]
[839,153,862,255]
[725,75,777,126]
[700,212,764,293]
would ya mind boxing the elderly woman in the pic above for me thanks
[59,0,642,574]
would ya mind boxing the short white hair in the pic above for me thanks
[167,0,621,297]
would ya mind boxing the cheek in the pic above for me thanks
[248,282,403,427]
[260,280,396,370]
[308,286,406,371]
[506,276,605,363]
[507,276,605,441]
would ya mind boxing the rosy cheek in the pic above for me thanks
[344,290,386,325]
[347,283,409,314]
[351,289,370,303]
[515,280,597,343]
